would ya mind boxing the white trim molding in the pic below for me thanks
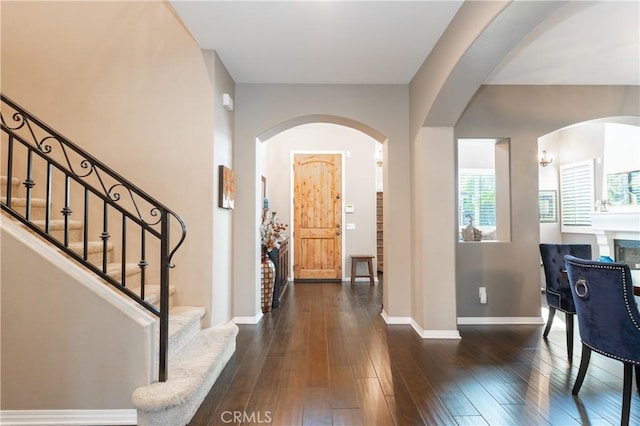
[380,311,461,339]
[457,316,544,325]
[347,277,380,284]
[232,313,263,324]
[380,310,411,324]
[0,410,136,425]
[411,319,462,340]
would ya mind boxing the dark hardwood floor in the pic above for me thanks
[189,279,640,425]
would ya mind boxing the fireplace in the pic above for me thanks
[591,211,640,256]
[614,239,640,270]
[591,211,640,285]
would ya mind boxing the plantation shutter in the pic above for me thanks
[459,173,496,227]
[560,160,594,229]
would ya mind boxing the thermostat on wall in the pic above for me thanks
[345,204,355,213]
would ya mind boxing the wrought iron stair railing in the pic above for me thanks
[0,94,186,382]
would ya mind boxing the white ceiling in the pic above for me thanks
[170,1,640,86]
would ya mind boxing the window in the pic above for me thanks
[457,138,510,242]
[560,160,594,230]
[459,171,496,227]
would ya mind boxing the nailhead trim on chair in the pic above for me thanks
[584,342,640,366]
[565,258,640,365]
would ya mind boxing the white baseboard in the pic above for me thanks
[381,310,461,339]
[380,310,411,324]
[457,316,545,325]
[345,276,379,283]
[0,410,136,425]
[410,320,462,340]
[232,313,263,324]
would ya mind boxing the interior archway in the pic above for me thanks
[257,114,387,144]
[261,123,381,282]
[538,115,640,250]
[257,116,388,298]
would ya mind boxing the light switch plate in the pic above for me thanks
[346,223,356,230]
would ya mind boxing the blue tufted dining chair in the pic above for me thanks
[564,255,640,426]
[539,244,592,361]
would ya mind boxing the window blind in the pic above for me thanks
[459,173,496,227]
[560,160,594,228]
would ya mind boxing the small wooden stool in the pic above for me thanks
[351,255,375,285]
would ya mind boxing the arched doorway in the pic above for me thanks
[258,118,386,287]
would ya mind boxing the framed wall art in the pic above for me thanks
[539,190,558,223]
[219,165,235,209]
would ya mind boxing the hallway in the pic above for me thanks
[190,281,639,425]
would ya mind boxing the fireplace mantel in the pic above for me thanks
[590,210,640,257]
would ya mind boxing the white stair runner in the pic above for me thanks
[132,321,238,426]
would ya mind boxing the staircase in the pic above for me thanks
[1,95,237,425]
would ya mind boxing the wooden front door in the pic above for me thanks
[293,153,342,280]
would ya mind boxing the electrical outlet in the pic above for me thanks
[479,286,487,304]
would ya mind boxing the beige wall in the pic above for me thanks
[203,51,236,325]
[1,220,154,410]
[1,1,219,324]
[262,123,378,280]
[234,84,410,322]
[411,127,458,336]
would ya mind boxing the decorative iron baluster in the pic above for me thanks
[61,175,72,247]
[5,134,14,208]
[24,150,35,220]
[83,187,89,261]
[139,227,147,300]
[101,201,110,274]
[45,163,52,234]
[121,215,127,288]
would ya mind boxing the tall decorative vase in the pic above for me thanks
[261,251,276,313]
[268,247,280,308]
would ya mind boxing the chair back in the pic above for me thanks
[539,244,592,312]
[564,255,640,364]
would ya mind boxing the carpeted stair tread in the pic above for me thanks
[32,219,83,230]
[0,196,47,207]
[68,240,115,253]
[101,284,176,311]
[132,322,239,426]
[106,262,141,279]
[0,176,20,186]
[141,284,175,305]
[165,306,206,359]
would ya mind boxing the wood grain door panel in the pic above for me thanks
[294,153,342,280]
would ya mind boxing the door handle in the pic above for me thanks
[336,231,341,236]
